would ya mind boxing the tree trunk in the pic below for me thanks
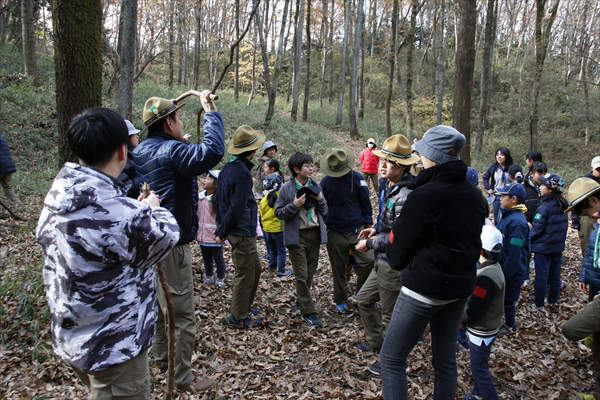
[168,1,174,86]
[21,0,39,85]
[474,0,496,162]
[358,25,365,120]
[287,0,299,103]
[336,0,350,126]
[193,6,201,90]
[234,0,240,101]
[405,0,418,140]
[255,0,275,123]
[529,0,560,151]
[319,0,328,107]
[385,0,398,137]
[328,0,335,103]
[52,0,103,166]
[436,0,445,125]
[349,0,363,138]
[118,0,137,120]
[291,0,304,121]
[248,25,257,106]
[268,0,290,122]
[452,0,477,165]
[302,0,311,121]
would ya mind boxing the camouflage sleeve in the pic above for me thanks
[124,205,180,268]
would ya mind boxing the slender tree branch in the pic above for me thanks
[134,51,169,82]
[0,199,27,221]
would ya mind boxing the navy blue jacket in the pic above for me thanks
[386,160,486,300]
[117,149,140,199]
[0,135,16,174]
[523,177,540,223]
[132,112,225,244]
[579,224,600,287]
[497,207,530,281]
[530,194,568,254]
[321,170,372,233]
[482,163,509,191]
[215,157,257,238]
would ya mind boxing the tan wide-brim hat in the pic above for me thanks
[565,177,600,213]
[228,125,266,155]
[372,134,420,165]
[141,97,186,133]
[321,147,356,177]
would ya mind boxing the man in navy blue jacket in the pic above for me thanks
[132,91,224,393]
[216,125,265,328]
[321,147,374,313]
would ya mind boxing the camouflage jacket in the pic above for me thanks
[36,162,180,371]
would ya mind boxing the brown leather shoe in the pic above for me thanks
[178,378,214,393]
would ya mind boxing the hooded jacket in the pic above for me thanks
[579,224,600,287]
[386,160,486,300]
[523,175,540,223]
[36,163,180,371]
[321,170,372,233]
[530,194,568,254]
[497,206,530,281]
[132,111,225,245]
[360,148,379,174]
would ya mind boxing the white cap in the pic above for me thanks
[124,120,141,136]
[208,170,220,179]
[591,156,600,170]
[367,138,375,144]
[481,225,503,253]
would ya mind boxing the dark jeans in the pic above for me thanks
[492,194,501,225]
[504,275,524,328]
[264,232,286,273]
[380,290,467,400]
[533,252,562,307]
[200,244,226,279]
[468,338,499,400]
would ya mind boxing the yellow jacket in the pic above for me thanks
[260,194,284,233]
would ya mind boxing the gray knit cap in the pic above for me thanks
[414,125,465,164]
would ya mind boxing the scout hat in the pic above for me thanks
[565,177,600,213]
[142,97,186,132]
[321,147,355,177]
[414,125,465,164]
[228,125,265,155]
[497,182,526,203]
[372,134,420,165]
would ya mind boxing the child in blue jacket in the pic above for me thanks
[530,173,569,310]
[496,182,530,333]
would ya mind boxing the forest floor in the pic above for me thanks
[0,132,596,399]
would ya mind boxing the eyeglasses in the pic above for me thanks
[302,164,315,169]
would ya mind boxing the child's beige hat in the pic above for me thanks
[565,177,600,213]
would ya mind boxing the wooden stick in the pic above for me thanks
[173,90,219,103]
[142,182,175,400]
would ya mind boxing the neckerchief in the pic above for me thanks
[295,178,314,221]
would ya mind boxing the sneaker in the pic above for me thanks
[367,362,381,375]
[561,281,567,292]
[292,302,300,312]
[178,377,214,393]
[334,302,348,313]
[215,278,225,287]
[532,304,544,311]
[497,324,511,337]
[355,341,380,353]
[461,393,483,400]
[278,270,292,277]
[229,314,261,328]
[203,276,215,284]
[522,279,530,287]
[302,312,322,327]
[248,308,261,316]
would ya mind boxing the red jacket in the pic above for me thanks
[360,148,379,174]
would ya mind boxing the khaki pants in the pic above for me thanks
[356,260,402,349]
[563,295,600,399]
[580,215,596,256]
[73,350,150,399]
[0,173,17,204]
[362,173,379,193]
[153,244,195,388]
[326,228,374,304]
[288,227,321,315]
[229,235,262,320]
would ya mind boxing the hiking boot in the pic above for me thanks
[355,341,380,353]
[368,362,381,375]
[302,312,322,327]
[278,269,292,277]
[334,302,349,313]
[229,314,261,328]
[178,377,214,393]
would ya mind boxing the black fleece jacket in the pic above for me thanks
[386,160,486,300]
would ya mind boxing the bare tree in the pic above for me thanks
[349,0,363,138]
[406,0,420,140]
[302,0,312,121]
[436,0,445,125]
[21,0,38,85]
[168,0,174,86]
[336,0,350,126]
[319,0,328,107]
[118,0,137,120]
[52,0,103,165]
[235,0,240,101]
[452,0,477,165]
[267,0,290,122]
[291,0,304,121]
[385,0,399,137]
[529,0,560,151]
